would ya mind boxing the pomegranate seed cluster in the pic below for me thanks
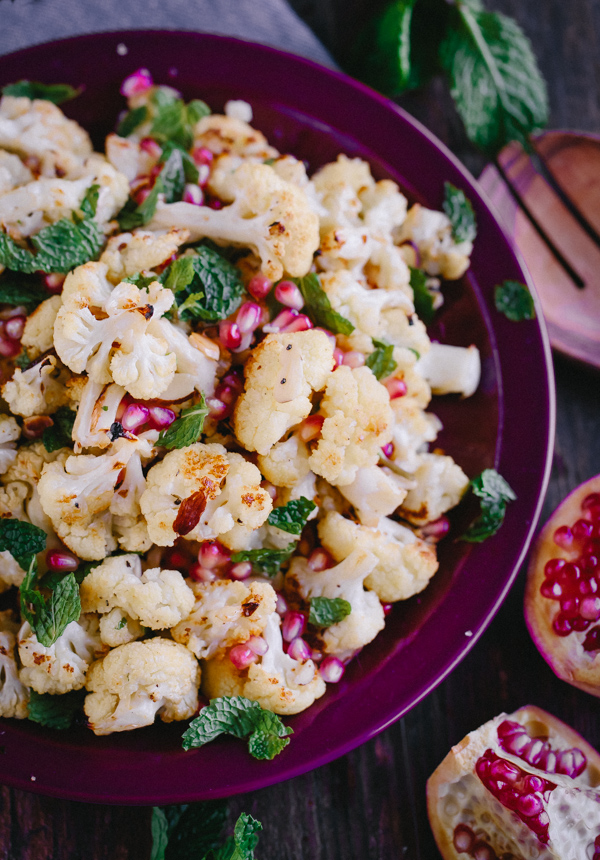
[539,492,600,645]
[0,71,480,737]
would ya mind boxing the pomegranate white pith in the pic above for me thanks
[524,475,600,696]
[427,705,600,860]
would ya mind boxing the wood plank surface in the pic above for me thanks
[2,1,600,857]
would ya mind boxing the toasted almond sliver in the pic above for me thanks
[189,332,220,361]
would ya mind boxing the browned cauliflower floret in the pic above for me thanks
[98,609,145,648]
[0,95,92,177]
[20,295,62,359]
[171,579,276,659]
[393,203,473,280]
[0,414,20,475]
[84,638,200,735]
[149,161,319,280]
[234,330,334,456]
[257,433,312,489]
[193,114,279,159]
[0,611,29,718]
[140,443,272,550]
[18,615,106,695]
[202,612,325,716]
[308,365,393,486]
[80,553,195,630]
[99,228,190,284]
[398,452,470,525]
[318,511,438,603]
[2,354,72,417]
[337,464,409,526]
[415,342,481,398]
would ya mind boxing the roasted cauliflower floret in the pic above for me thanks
[98,609,145,648]
[171,579,276,659]
[140,443,272,550]
[0,149,32,194]
[308,365,393,486]
[80,553,194,630]
[18,615,105,695]
[71,379,125,453]
[399,452,470,525]
[2,440,69,535]
[99,228,190,283]
[257,433,311,489]
[0,415,20,475]
[84,638,200,735]
[388,396,441,473]
[337,464,409,526]
[234,330,334,456]
[287,549,384,659]
[53,261,217,400]
[20,295,62,359]
[193,114,278,160]
[415,342,481,398]
[0,95,92,177]
[37,437,153,560]
[0,545,27,593]
[202,612,325,716]
[2,354,72,417]
[318,511,438,603]
[0,611,29,718]
[394,203,473,280]
[149,161,319,280]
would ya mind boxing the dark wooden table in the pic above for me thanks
[2,1,600,857]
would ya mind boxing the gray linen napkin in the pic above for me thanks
[0,0,334,66]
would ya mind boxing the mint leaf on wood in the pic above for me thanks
[293,274,354,335]
[182,696,292,760]
[1,80,81,104]
[230,543,296,577]
[157,396,209,449]
[151,801,228,860]
[494,280,536,321]
[267,497,316,535]
[439,5,548,157]
[461,468,516,542]
[443,182,477,244]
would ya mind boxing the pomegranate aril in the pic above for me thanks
[219,320,241,350]
[44,272,66,293]
[229,644,257,670]
[4,315,25,340]
[148,406,176,429]
[544,557,566,577]
[341,350,365,368]
[298,415,324,443]
[188,562,216,583]
[0,338,21,358]
[214,383,238,406]
[583,625,600,651]
[582,493,600,515]
[540,579,562,599]
[287,637,311,661]
[246,636,268,657]
[573,518,593,542]
[198,541,230,569]
[559,596,580,616]
[333,347,344,369]
[307,547,334,571]
[282,611,305,642]
[319,655,345,683]
[553,613,573,636]
[207,398,229,420]
[163,548,192,571]
[46,550,78,572]
[140,137,162,158]
[381,442,394,458]
[229,562,252,581]
[236,301,262,334]
[183,183,203,205]
[553,525,574,549]
[121,403,150,431]
[420,516,451,540]
[120,67,153,97]
[580,596,600,620]
[382,603,393,616]
[556,747,587,778]
[191,146,213,166]
[280,313,312,333]
[247,274,273,300]
[274,280,304,310]
[384,378,407,399]
[275,593,288,616]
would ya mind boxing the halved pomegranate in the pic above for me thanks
[524,474,600,696]
[427,705,600,859]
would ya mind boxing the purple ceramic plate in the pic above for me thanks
[0,31,554,804]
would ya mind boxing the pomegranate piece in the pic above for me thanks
[427,705,600,860]
[524,473,600,696]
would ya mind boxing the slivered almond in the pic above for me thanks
[189,332,220,360]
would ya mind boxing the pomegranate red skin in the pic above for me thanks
[525,474,600,696]
[426,704,600,860]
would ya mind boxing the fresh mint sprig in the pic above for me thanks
[366,338,397,380]
[292,274,354,335]
[230,543,296,577]
[309,597,352,627]
[117,148,187,230]
[0,519,47,571]
[182,696,293,760]
[20,560,81,647]
[42,406,76,453]
[28,689,86,730]
[157,396,209,449]
[1,80,81,104]
[150,801,228,860]
[494,280,536,321]
[461,468,516,542]
[443,182,477,244]
[163,247,244,322]
[267,497,316,535]
[409,267,435,325]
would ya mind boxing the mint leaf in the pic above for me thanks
[1,81,80,104]
[366,338,397,380]
[33,573,81,647]
[410,267,435,325]
[461,468,516,542]
[230,543,296,577]
[42,406,76,453]
[182,696,292,760]
[165,247,244,322]
[151,802,227,860]
[494,280,536,321]
[159,147,186,203]
[443,182,477,244]
[79,184,100,219]
[15,347,31,369]
[150,91,210,150]
[267,497,316,535]
[117,148,186,230]
[151,808,170,860]
[309,596,352,628]
[157,395,209,449]
[293,274,354,335]
[204,813,262,860]
[0,519,47,570]
[27,689,86,730]
[117,105,148,137]
[439,5,548,157]
[0,193,103,275]
[124,271,161,290]
[160,141,200,184]
[0,271,48,311]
